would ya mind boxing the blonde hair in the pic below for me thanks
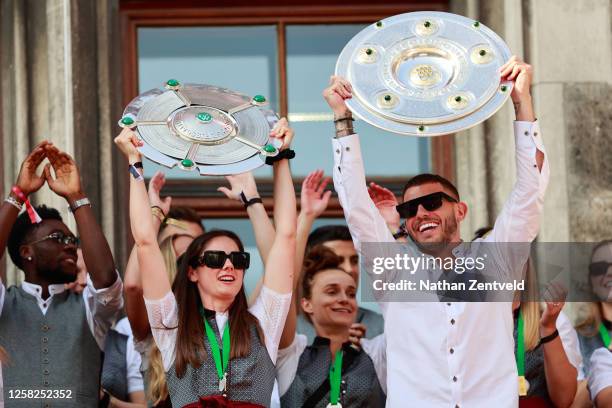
[520,258,543,351]
[575,302,601,337]
[147,234,184,404]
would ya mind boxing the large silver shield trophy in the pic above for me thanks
[336,11,513,136]
[119,80,280,175]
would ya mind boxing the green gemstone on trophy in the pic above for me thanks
[384,95,392,102]
[473,21,480,28]
[263,144,276,153]
[479,49,487,56]
[166,79,180,87]
[181,159,194,167]
[455,96,462,102]
[121,116,134,126]
[365,48,373,55]
[424,21,431,28]
[376,21,383,27]
[501,85,507,92]
[418,125,425,131]
[196,112,212,123]
[253,95,266,103]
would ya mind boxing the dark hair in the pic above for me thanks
[159,206,204,233]
[173,229,262,378]
[473,226,493,241]
[401,173,460,202]
[306,225,352,250]
[301,245,345,301]
[7,205,63,269]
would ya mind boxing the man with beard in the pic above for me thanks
[323,56,549,407]
[0,141,123,407]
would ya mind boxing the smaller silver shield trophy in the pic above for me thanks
[119,80,280,175]
[335,11,513,136]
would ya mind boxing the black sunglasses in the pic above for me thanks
[28,231,80,247]
[396,192,458,219]
[589,262,612,277]
[190,250,250,270]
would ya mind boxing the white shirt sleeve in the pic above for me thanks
[83,271,124,349]
[484,121,550,278]
[588,347,612,400]
[0,276,5,317]
[276,334,308,397]
[144,291,178,372]
[249,285,292,365]
[361,334,387,395]
[125,334,145,393]
[557,311,584,379]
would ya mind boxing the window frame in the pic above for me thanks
[119,0,453,218]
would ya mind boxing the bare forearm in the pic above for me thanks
[272,160,297,238]
[595,388,612,407]
[70,194,116,288]
[295,212,315,289]
[513,95,536,122]
[247,203,275,264]
[0,198,21,257]
[543,337,578,408]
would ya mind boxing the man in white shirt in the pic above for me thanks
[323,56,550,407]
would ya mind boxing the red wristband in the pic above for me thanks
[11,186,41,224]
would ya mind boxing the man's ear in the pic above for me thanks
[19,245,34,263]
[301,297,314,316]
[456,201,468,222]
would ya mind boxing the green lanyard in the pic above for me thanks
[201,310,231,392]
[599,322,611,348]
[329,350,344,406]
[516,308,527,396]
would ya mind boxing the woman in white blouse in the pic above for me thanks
[114,120,296,408]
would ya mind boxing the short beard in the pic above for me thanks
[408,213,459,254]
[38,265,76,285]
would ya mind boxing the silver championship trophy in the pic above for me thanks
[119,80,280,175]
[335,11,513,136]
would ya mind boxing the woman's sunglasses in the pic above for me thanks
[396,192,458,219]
[589,262,612,277]
[190,250,250,270]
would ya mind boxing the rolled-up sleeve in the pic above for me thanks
[588,348,612,400]
[83,271,124,349]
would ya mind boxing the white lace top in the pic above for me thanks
[144,286,292,372]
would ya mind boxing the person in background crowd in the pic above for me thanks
[0,141,123,407]
[573,240,612,407]
[115,117,296,407]
[276,246,386,407]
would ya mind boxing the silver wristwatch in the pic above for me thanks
[69,197,91,213]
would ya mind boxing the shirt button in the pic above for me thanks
[455,405,460,408]
[42,347,48,354]
[337,166,341,172]
[450,348,454,354]
[42,325,49,332]
[524,131,529,136]
[534,132,538,136]
[42,337,48,343]
[453,376,458,382]
[336,149,340,154]
[450,318,455,325]
[43,358,49,364]
[43,380,49,386]
[447,303,451,306]
[43,369,49,375]
[345,147,350,152]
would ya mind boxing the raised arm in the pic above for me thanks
[322,76,396,253]
[263,118,297,295]
[0,141,49,258]
[490,57,549,245]
[295,170,332,286]
[124,171,171,340]
[218,171,275,263]
[114,129,171,300]
[539,286,578,408]
[44,144,116,288]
